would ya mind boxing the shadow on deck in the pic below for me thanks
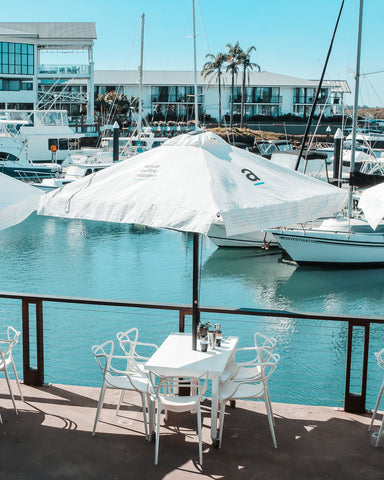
[0,381,383,479]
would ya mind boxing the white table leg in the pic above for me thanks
[211,377,219,444]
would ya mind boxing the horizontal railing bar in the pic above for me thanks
[1,291,384,324]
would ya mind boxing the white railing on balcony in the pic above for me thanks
[38,64,90,76]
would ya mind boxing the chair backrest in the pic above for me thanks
[92,340,114,378]
[149,371,209,401]
[260,351,280,382]
[254,333,276,361]
[117,329,158,373]
[375,348,384,370]
[0,327,21,364]
[116,328,139,357]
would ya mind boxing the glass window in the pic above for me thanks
[0,42,33,76]
[59,138,69,150]
[48,139,58,150]
[69,138,79,150]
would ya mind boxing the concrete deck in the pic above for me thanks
[0,381,383,479]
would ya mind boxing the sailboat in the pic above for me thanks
[269,0,384,266]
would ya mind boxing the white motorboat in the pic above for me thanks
[100,127,168,160]
[271,217,384,266]
[32,152,114,191]
[0,109,83,180]
[207,218,279,248]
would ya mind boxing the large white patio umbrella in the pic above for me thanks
[358,181,384,230]
[0,172,42,231]
[38,132,348,349]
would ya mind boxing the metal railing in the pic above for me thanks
[0,290,382,414]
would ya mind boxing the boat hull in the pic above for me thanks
[207,222,279,248]
[0,165,61,180]
[273,229,384,266]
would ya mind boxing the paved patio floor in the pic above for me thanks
[0,381,383,479]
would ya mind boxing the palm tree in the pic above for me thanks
[226,42,243,128]
[201,52,228,126]
[238,46,260,128]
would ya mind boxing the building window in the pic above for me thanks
[0,42,34,75]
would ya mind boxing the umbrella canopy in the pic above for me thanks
[38,132,347,235]
[0,172,42,231]
[358,181,384,230]
[38,132,348,349]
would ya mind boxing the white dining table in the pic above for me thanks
[145,332,239,444]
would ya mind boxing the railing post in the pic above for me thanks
[179,309,185,333]
[344,321,369,413]
[22,299,45,386]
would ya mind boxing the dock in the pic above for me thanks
[1,381,383,479]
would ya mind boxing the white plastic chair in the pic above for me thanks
[218,350,280,449]
[220,333,276,383]
[91,340,152,439]
[116,329,158,412]
[116,328,158,374]
[149,371,208,466]
[0,326,24,414]
[369,348,384,446]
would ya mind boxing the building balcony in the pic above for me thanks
[37,64,91,77]
[151,96,202,104]
[293,96,328,105]
[231,96,282,104]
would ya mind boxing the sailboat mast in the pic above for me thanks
[192,0,199,130]
[138,13,145,141]
[348,0,364,217]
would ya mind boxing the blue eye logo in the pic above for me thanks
[241,168,264,185]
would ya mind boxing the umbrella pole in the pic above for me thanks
[192,232,200,350]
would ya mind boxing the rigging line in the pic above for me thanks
[197,0,210,54]
[294,0,345,171]
[363,75,383,107]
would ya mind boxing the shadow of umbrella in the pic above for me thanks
[37,132,348,349]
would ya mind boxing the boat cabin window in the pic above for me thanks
[69,138,80,150]
[0,152,18,161]
[37,111,67,126]
[85,169,93,176]
[48,139,58,150]
[59,138,69,150]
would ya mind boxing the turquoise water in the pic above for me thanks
[1,213,384,408]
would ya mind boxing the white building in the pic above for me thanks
[0,22,349,126]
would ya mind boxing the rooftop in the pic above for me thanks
[0,22,96,40]
[83,70,348,91]
[1,380,383,479]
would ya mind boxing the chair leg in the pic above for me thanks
[264,393,277,449]
[149,397,155,441]
[196,404,203,466]
[265,386,274,426]
[155,405,162,465]
[4,367,18,414]
[11,359,24,401]
[376,416,384,447]
[370,380,384,431]
[92,383,107,436]
[141,392,148,440]
[116,390,125,415]
[218,401,226,448]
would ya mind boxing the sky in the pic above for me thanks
[2,0,384,107]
